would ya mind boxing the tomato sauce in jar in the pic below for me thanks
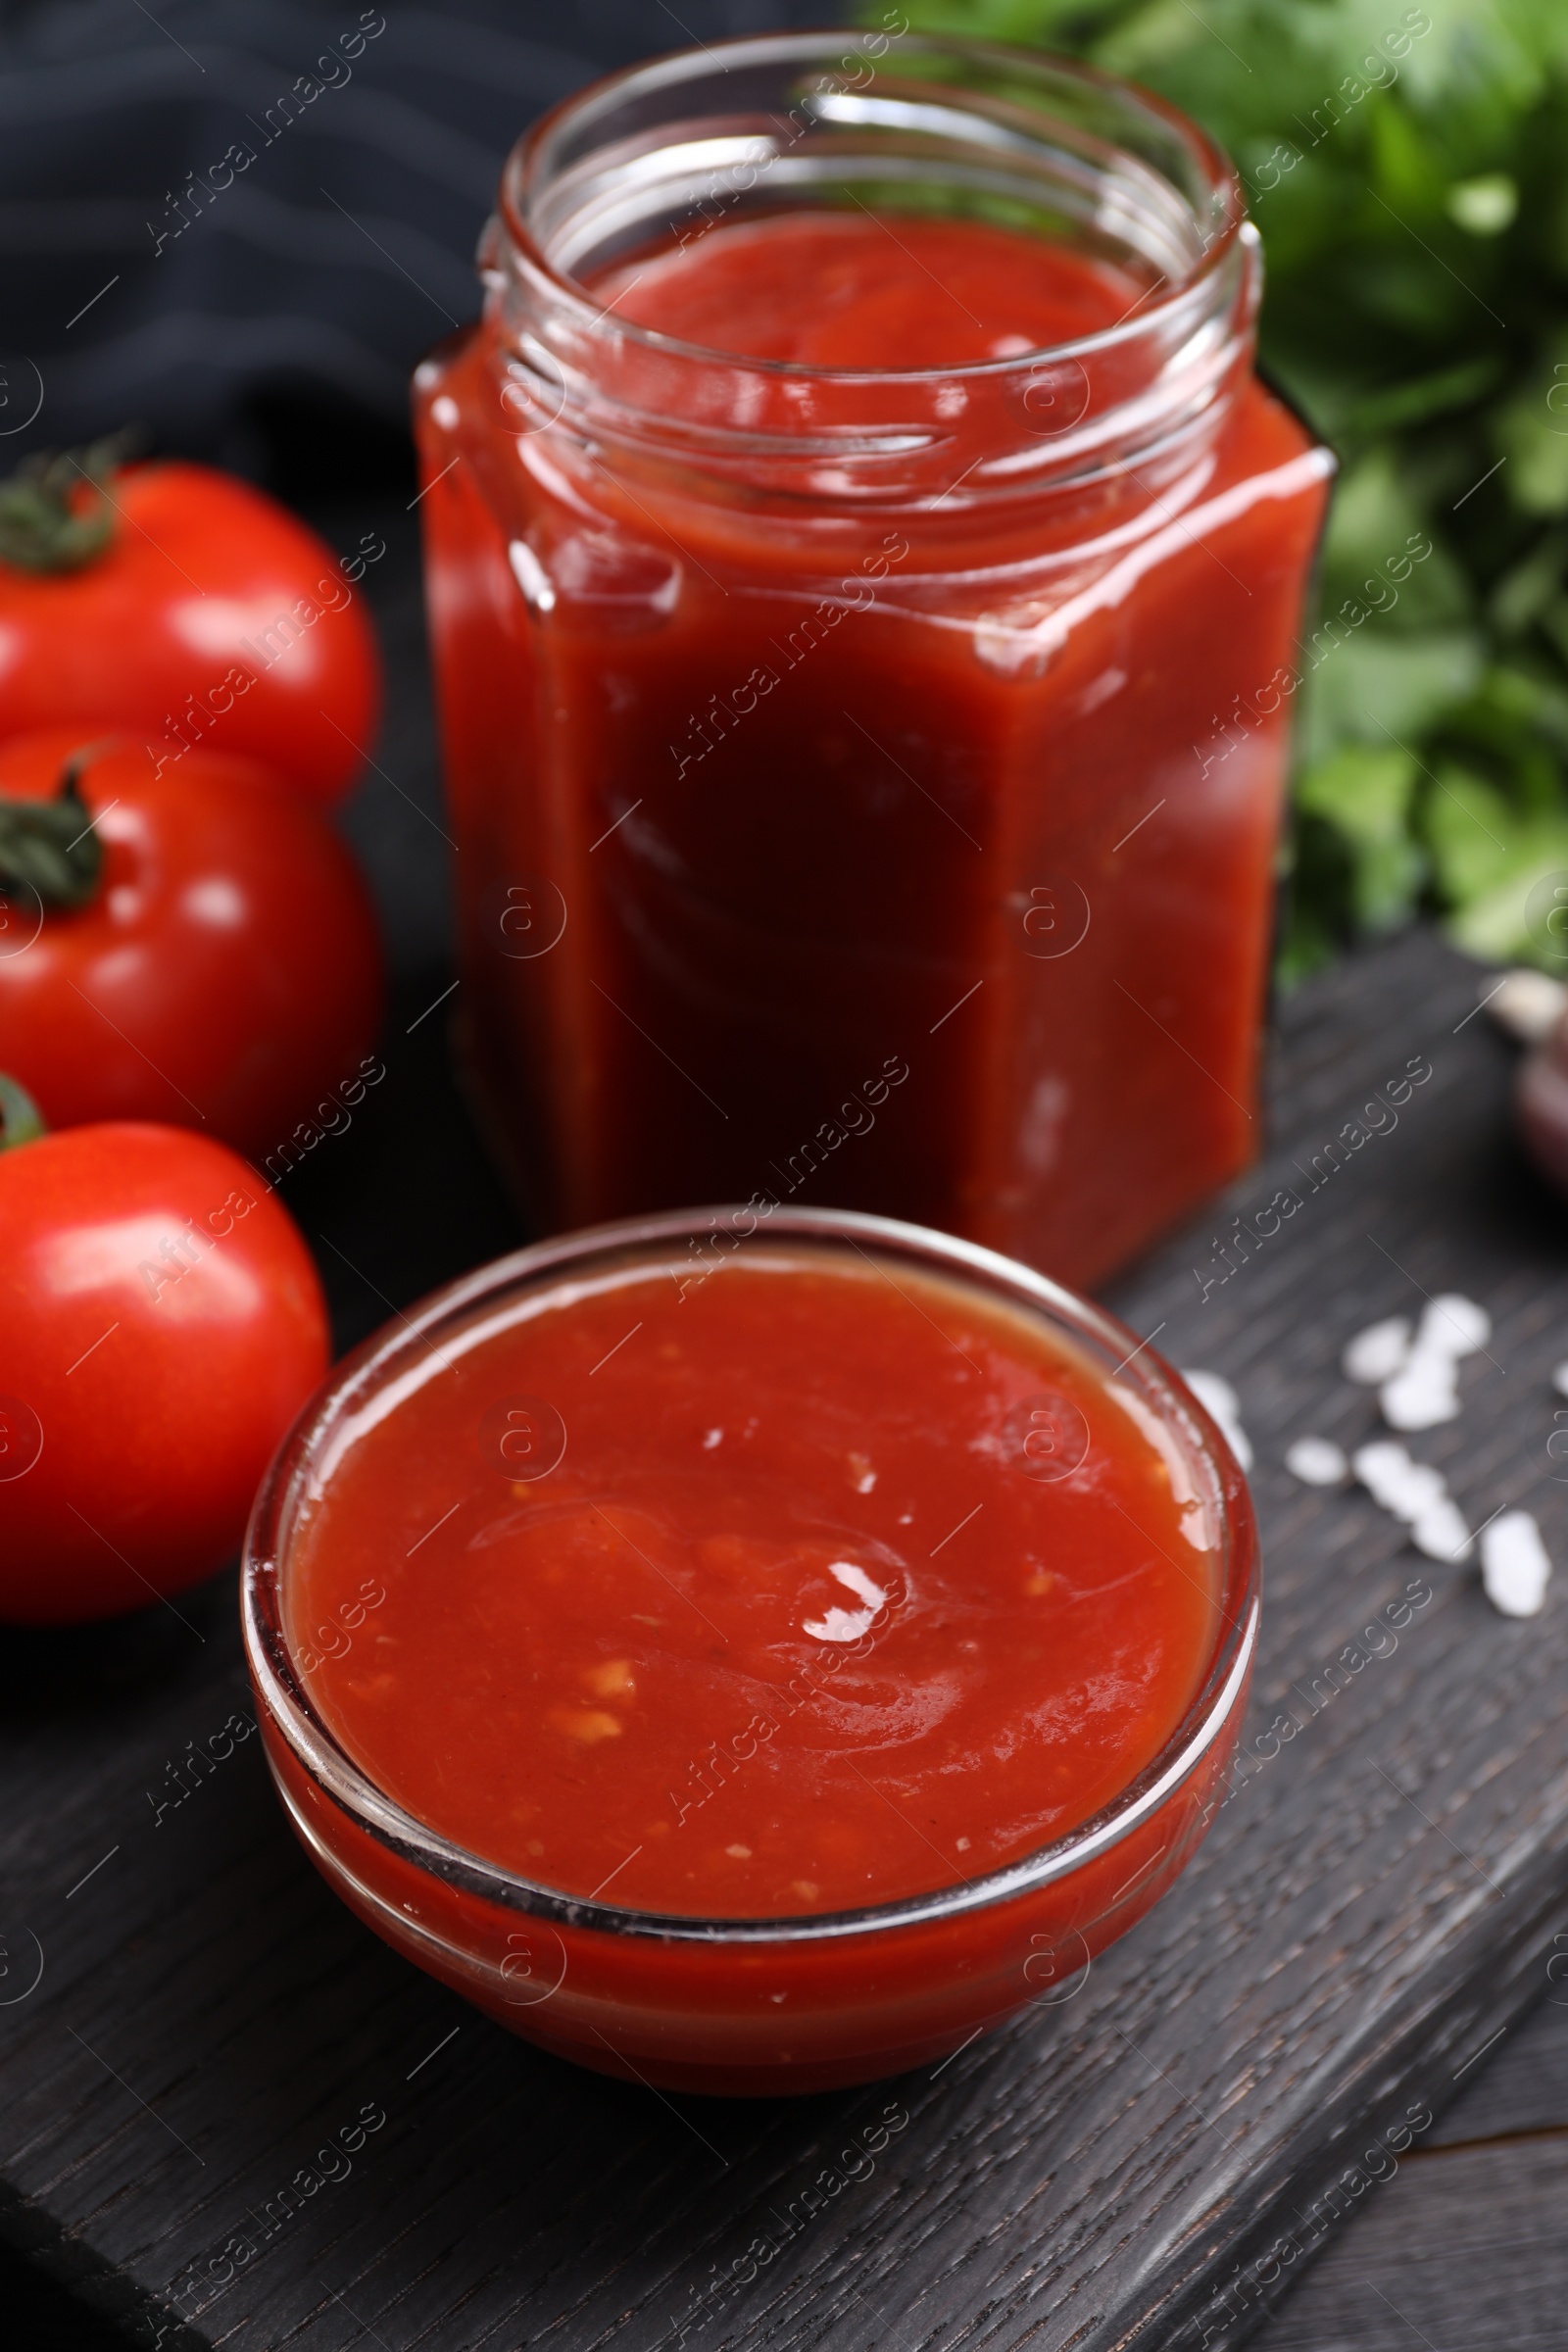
[414,36,1330,1289]
[247,1211,1258,2091]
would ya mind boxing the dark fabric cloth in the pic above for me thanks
[0,0,835,470]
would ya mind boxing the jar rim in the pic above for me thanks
[496,29,1249,385]
[242,1204,1260,1948]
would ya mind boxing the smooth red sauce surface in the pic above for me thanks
[592,212,1147,368]
[290,1249,1220,1919]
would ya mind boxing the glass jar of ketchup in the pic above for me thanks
[414,31,1331,1291]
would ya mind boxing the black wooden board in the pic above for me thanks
[5,510,1568,2352]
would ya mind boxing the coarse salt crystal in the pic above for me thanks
[1396,1466,1448,1516]
[1285,1437,1348,1487]
[1184,1367,1238,1415]
[1411,1497,1473,1563]
[1344,1317,1412,1386]
[1351,1442,1445,1522]
[1415,1295,1491,1361]
[1351,1439,1408,1500]
[1380,1355,1460,1431]
[1182,1369,1253,1472]
[1352,1444,1473,1559]
[1480,1511,1552,1618]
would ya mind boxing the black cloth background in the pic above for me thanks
[0,0,837,486]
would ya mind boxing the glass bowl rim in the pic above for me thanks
[241,1204,1259,1947]
[494,28,1250,387]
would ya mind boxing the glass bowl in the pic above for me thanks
[241,1206,1258,2096]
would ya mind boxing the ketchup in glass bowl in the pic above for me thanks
[413,33,1331,1289]
[243,1208,1257,2096]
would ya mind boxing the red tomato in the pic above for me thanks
[0,1120,329,1623]
[0,459,381,804]
[0,728,384,1160]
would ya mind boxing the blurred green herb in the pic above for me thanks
[862,0,1568,974]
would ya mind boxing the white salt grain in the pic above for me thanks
[1352,1441,1437,1520]
[1285,1437,1348,1487]
[1182,1369,1253,1472]
[1415,1295,1491,1361]
[1184,1368,1238,1415]
[1353,1443,1472,1559]
[1552,1361,1568,1400]
[1380,1355,1460,1431]
[1351,1439,1411,1502]
[1480,1511,1552,1618]
[1400,1466,1448,1515]
[1411,1497,1473,1563]
[1344,1317,1412,1386]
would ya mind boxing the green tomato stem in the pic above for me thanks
[0,750,106,910]
[0,1074,46,1152]
[0,428,139,575]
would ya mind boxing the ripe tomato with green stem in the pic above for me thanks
[0,1078,330,1624]
[0,727,384,1159]
[0,438,382,804]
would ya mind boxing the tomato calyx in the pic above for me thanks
[0,1072,46,1152]
[0,429,139,575]
[0,749,107,910]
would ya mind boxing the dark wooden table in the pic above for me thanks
[4,494,1567,2352]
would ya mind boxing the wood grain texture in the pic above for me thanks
[5,510,1568,2352]
[1423,1971,1568,2146]
[1247,1964,1568,2348]
[1257,2133,1568,2350]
